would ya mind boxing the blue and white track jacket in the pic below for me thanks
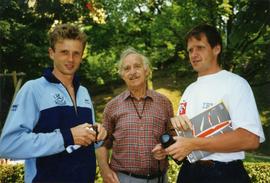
[0,68,96,183]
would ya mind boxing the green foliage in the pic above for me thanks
[245,162,270,183]
[167,160,179,183]
[81,51,118,85]
[0,0,93,80]
[0,164,24,183]
[1,0,269,87]
[225,0,270,85]
[79,50,121,94]
[1,161,270,183]
[0,0,51,79]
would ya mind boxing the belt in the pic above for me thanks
[196,160,216,166]
[119,170,164,180]
[189,159,243,167]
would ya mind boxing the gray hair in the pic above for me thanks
[118,47,152,80]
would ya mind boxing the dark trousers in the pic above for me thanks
[177,160,251,183]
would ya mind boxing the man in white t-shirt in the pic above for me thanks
[154,24,265,183]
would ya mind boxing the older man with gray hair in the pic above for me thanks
[96,47,174,183]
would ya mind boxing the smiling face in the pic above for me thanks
[187,34,221,76]
[49,39,84,81]
[121,53,149,90]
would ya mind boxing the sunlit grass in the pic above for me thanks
[155,88,181,114]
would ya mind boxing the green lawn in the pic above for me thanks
[245,152,270,163]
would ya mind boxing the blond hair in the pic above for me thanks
[49,23,87,50]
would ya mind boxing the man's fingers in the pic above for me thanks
[170,116,192,131]
[177,116,189,130]
[104,170,120,183]
[152,144,162,153]
[112,172,120,183]
[181,115,193,129]
[82,122,92,129]
[170,117,180,131]
[95,123,107,141]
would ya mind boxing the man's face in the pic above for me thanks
[49,39,84,79]
[187,34,220,76]
[121,54,148,89]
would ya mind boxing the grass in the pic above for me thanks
[245,152,270,163]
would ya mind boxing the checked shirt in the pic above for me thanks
[103,89,174,176]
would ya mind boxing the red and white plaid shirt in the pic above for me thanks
[103,89,174,176]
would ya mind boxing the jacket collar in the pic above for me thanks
[43,68,80,93]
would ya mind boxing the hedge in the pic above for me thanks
[0,162,269,182]
[0,163,24,183]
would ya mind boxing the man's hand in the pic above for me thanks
[95,123,107,141]
[165,136,194,161]
[152,144,167,160]
[71,123,96,146]
[100,166,120,183]
[170,115,193,131]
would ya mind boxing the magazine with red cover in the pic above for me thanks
[174,102,233,163]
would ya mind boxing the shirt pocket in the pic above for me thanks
[149,115,167,141]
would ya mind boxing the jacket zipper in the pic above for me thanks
[62,83,78,116]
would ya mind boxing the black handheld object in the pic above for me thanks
[91,125,99,142]
[159,132,183,165]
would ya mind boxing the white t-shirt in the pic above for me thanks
[178,70,265,162]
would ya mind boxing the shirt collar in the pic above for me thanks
[122,89,154,101]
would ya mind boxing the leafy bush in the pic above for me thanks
[245,162,270,183]
[1,161,269,182]
[0,164,24,183]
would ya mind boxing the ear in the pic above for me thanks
[213,45,221,56]
[145,68,150,79]
[48,47,54,60]
[119,71,124,80]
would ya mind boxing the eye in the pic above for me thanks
[134,64,142,69]
[73,51,81,57]
[123,66,130,72]
[197,46,204,50]
[61,50,69,55]
[187,48,193,54]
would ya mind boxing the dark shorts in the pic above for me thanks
[177,159,251,183]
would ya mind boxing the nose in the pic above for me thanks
[129,66,137,74]
[190,49,199,59]
[67,53,74,62]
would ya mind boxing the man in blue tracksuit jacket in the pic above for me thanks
[0,23,107,183]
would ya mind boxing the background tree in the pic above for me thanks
[1,0,269,86]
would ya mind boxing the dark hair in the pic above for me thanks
[49,24,87,50]
[185,24,222,58]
